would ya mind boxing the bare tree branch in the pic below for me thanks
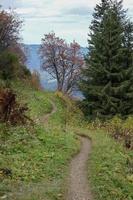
[39,32,84,95]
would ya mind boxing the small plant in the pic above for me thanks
[123,117,133,149]
[103,116,133,149]
[0,88,30,125]
[0,168,12,178]
[108,116,123,139]
[31,70,42,90]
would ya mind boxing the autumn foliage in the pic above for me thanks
[0,88,29,125]
[0,8,28,82]
[31,70,42,90]
[40,32,84,94]
[0,9,22,52]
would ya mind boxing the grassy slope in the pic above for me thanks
[0,82,80,200]
[88,130,133,200]
[57,95,133,200]
[75,126,133,200]
[0,82,132,200]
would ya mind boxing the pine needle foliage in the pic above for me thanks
[80,0,133,119]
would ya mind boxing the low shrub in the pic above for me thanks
[0,88,31,125]
[30,70,42,90]
[87,116,133,150]
[104,116,133,150]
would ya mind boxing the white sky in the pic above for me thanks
[0,0,133,46]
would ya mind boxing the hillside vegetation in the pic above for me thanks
[0,1,133,199]
[0,81,80,200]
[0,81,133,200]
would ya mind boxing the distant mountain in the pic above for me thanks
[25,44,88,93]
[26,44,40,71]
[26,44,56,90]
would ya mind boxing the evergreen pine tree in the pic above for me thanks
[80,0,133,119]
[121,21,133,115]
[90,0,110,32]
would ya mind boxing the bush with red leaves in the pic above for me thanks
[0,88,31,125]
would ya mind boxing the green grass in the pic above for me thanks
[72,121,133,200]
[0,81,133,200]
[12,81,53,119]
[0,82,80,200]
[87,130,133,200]
[0,125,79,200]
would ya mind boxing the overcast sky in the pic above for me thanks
[0,0,133,46]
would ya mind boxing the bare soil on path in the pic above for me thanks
[38,97,93,200]
[40,99,57,123]
[66,136,93,200]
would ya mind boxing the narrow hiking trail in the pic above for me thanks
[40,99,57,123]
[66,136,93,200]
[42,99,57,122]
[39,97,93,200]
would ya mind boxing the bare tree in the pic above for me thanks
[63,41,84,94]
[39,32,84,94]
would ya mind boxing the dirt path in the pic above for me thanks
[66,136,93,200]
[38,96,93,199]
[40,99,57,123]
